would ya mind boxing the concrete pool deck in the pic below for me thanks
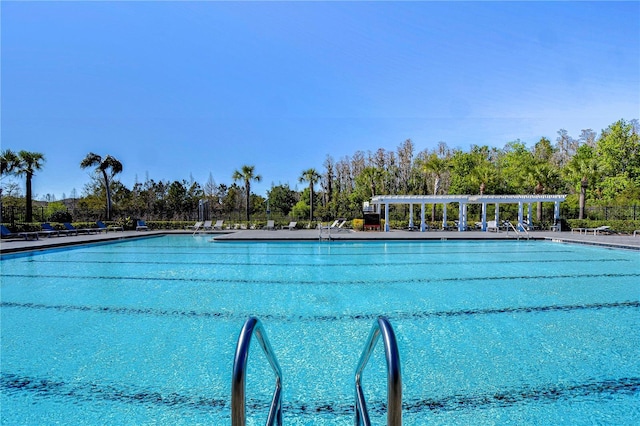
[2,228,640,254]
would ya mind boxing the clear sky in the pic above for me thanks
[2,1,639,199]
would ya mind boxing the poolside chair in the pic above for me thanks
[201,220,213,232]
[64,222,97,235]
[213,220,224,230]
[335,219,352,232]
[136,220,149,231]
[486,220,499,232]
[322,219,340,229]
[264,220,276,230]
[1,224,39,241]
[186,221,203,231]
[321,218,351,232]
[588,225,613,235]
[40,223,62,237]
[282,221,297,230]
[96,221,124,232]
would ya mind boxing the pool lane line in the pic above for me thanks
[2,272,640,286]
[2,372,638,416]
[2,300,638,322]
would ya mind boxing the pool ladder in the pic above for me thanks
[506,221,531,240]
[231,316,402,426]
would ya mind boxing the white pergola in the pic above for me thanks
[369,194,567,232]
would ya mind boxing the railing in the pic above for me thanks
[506,221,530,240]
[354,317,402,426]
[231,317,283,426]
[319,224,332,240]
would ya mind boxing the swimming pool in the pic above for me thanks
[1,236,639,424]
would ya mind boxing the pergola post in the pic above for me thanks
[518,202,524,229]
[384,203,390,232]
[481,202,487,231]
[527,203,532,225]
[421,203,426,232]
[459,203,467,232]
[494,203,500,224]
[409,204,414,230]
[442,203,448,230]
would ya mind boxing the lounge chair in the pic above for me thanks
[321,218,351,232]
[213,220,224,230]
[64,222,97,235]
[589,225,613,235]
[136,220,149,231]
[264,220,276,230]
[200,220,213,232]
[96,221,124,232]
[321,219,340,229]
[40,223,62,237]
[634,230,639,237]
[1,224,39,241]
[486,220,499,232]
[282,221,297,230]
[187,221,203,231]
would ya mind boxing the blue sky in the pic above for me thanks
[2,1,639,199]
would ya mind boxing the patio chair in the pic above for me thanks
[587,225,613,235]
[282,221,297,230]
[96,221,124,232]
[1,224,39,241]
[64,222,97,235]
[486,220,499,232]
[264,220,276,230]
[187,221,203,231]
[213,220,224,230]
[136,220,149,231]
[40,223,62,237]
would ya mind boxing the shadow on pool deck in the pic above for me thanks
[1,228,640,254]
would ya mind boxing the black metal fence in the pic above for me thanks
[2,203,639,227]
[561,205,640,221]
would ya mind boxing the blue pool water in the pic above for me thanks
[1,236,639,425]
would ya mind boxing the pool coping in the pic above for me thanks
[2,228,640,254]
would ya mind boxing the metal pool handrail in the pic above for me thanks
[231,317,283,426]
[354,317,402,426]
[506,221,531,240]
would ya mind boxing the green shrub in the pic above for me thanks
[49,210,73,223]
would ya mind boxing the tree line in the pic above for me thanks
[1,118,638,225]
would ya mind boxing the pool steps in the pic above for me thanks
[231,316,402,426]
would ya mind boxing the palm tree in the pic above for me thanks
[1,149,19,176]
[419,153,449,221]
[1,149,20,223]
[80,153,123,220]
[564,145,598,220]
[232,165,262,222]
[299,168,322,221]
[12,150,46,222]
